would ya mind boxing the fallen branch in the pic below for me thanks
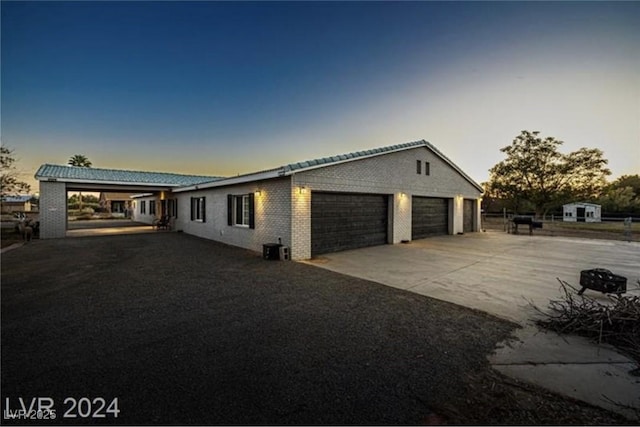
[531,278,640,365]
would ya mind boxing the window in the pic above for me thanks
[418,160,430,175]
[168,199,178,218]
[190,197,206,222]
[140,200,146,214]
[227,194,255,229]
[149,200,156,215]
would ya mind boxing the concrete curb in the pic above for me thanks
[490,325,640,420]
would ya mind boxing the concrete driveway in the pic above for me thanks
[309,230,640,324]
[308,231,640,419]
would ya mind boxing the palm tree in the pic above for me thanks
[68,155,92,211]
[68,155,92,168]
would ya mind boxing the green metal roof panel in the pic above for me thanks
[35,164,222,186]
[283,140,428,173]
[280,139,483,192]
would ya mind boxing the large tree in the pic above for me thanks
[1,145,31,197]
[487,130,610,217]
[68,154,93,211]
[598,174,640,213]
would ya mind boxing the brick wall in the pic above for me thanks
[170,146,481,260]
[38,181,67,239]
[175,177,292,255]
[291,146,482,257]
[131,196,160,224]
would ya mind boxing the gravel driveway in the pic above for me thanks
[0,233,629,424]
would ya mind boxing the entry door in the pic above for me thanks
[576,207,586,222]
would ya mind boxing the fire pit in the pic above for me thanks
[578,268,627,295]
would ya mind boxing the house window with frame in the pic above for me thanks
[149,200,156,215]
[168,199,178,218]
[424,162,430,176]
[416,160,422,174]
[190,197,206,222]
[227,194,255,229]
[140,200,146,214]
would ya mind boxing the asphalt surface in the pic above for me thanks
[1,233,516,425]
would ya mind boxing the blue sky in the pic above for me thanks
[2,1,639,191]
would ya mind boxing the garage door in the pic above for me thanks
[311,192,388,256]
[463,199,475,233]
[412,197,449,239]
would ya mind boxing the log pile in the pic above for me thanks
[534,279,640,365]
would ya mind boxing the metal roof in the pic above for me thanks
[563,202,601,207]
[35,164,222,187]
[283,140,427,173]
[175,139,484,193]
[1,195,32,203]
[35,140,483,193]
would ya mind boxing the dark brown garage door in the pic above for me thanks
[463,199,474,233]
[311,192,388,256]
[412,197,449,239]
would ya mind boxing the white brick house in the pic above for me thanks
[35,140,483,259]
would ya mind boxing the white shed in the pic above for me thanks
[562,202,601,223]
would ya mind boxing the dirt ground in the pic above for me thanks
[1,233,635,424]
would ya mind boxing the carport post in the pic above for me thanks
[38,181,67,239]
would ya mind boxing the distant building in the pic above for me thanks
[563,202,601,223]
[99,192,137,217]
[1,195,32,213]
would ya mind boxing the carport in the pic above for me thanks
[35,164,218,239]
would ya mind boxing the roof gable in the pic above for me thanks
[283,140,483,192]
[174,140,483,193]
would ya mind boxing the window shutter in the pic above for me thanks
[190,198,195,221]
[227,195,233,226]
[248,193,255,229]
[201,197,206,223]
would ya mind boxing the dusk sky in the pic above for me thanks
[2,1,639,192]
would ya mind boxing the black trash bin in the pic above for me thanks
[263,243,282,260]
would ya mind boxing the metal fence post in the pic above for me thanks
[624,217,632,242]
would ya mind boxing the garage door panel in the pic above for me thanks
[412,197,448,239]
[312,192,388,256]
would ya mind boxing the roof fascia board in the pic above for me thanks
[422,142,484,193]
[173,169,282,193]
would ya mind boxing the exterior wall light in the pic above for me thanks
[255,190,262,197]
[299,186,307,194]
